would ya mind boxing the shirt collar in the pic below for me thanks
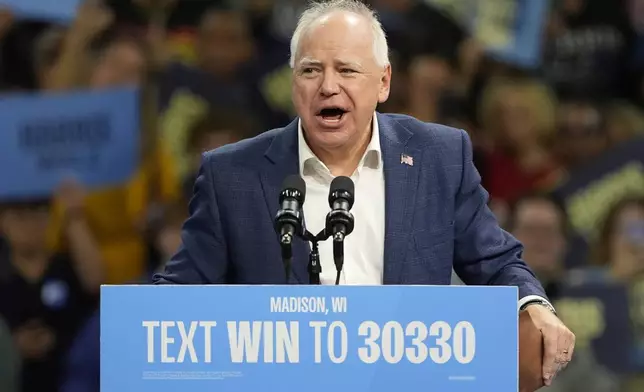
[297,113,382,176]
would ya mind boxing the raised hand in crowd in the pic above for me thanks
[45,0,114,90]
[55,179,104,292]
[69,0,114,45]
[139,0,178,71]
[57,178,86,217]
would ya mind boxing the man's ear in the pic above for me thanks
[378,64,392,103]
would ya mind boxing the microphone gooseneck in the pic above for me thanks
[325,176,355,285]
[274,175,306,282]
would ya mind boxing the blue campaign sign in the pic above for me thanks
[0,0,80,22]
[0,87,139,199]
[470,0,550,68]
[101,285,518,392]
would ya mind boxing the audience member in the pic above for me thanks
[508,194,570,299]
[556,99,610,170]
[0,190,101,392]
[479,77,563,204]
[182,108,256,198]
[592,196,644,282]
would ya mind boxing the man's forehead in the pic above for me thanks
[304,11,371,43]
[296,13,374,66]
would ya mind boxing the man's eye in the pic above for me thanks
[302,68,315,73]
[340,69,356,74]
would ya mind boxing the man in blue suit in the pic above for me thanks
[154,0,575,386]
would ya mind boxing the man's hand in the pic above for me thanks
[525,304,575,386]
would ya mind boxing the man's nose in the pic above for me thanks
[320,71,341,96]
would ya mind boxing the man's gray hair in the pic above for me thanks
[289,0,390,69]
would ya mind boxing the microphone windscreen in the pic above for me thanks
[330,176,354,196]
[281,175,306,202]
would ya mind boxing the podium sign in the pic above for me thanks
[101,285,518,391]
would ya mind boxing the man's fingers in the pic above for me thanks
[542,324,575,386]
[559,332,574,363]
[541,328,559,385]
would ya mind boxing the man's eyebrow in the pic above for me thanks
[297,58,364,68]
[298,57,322,67]
[336,60,363,69]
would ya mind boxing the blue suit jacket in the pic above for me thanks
[154,113,546,300]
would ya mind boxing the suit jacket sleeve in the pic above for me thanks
[452,130,547,301]
[153,153,228,284]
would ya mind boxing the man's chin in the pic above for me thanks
[306,129,351,150]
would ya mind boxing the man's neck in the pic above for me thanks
[310,123,373,177]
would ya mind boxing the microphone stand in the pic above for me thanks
[332,232,345,285]
[304,229,331,285]
[280,232,293,283]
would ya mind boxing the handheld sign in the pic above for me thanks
[471,0,550,68]
[424,0,549,68]
[0,0,80,22]
[553,137,644,266]
[0,87,139,199]
[101,285,518,392]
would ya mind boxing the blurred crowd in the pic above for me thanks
[0,0,643,391]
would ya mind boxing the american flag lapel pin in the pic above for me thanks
[401,153,414,166]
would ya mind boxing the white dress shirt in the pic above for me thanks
[298,115,385,285]
[297,115,550,310]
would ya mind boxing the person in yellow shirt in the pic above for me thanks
[40,1,181,283]
[48,146,179,284]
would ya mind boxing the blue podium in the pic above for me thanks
[101,285,518,391]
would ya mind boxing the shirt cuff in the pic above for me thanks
[518,295,554,312]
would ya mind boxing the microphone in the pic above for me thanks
[274,175,306,281]
[325,176,355,285]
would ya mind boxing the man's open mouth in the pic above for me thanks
[317,107,347,121]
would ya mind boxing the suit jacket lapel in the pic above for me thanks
[260,119,310,284]
[378,113,421,284]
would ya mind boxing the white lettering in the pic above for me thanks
[453,321,476,364]
[310,321,326,363]
[331,297,347,313]
[143,321,217,364]
[429,321,452,364]
[405,321,428,364]
[270,297,327,313]
[200,321,217,363]
[177,321,198,363]
[357,321,475,365]
[227,321,300,363]
[327,321,347,364]
[381,321,404,364]
[161,321,175,363]
[358,321,380,364]
[228,321,262,363]
[276,322,300,363]
[142,321,160,363]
